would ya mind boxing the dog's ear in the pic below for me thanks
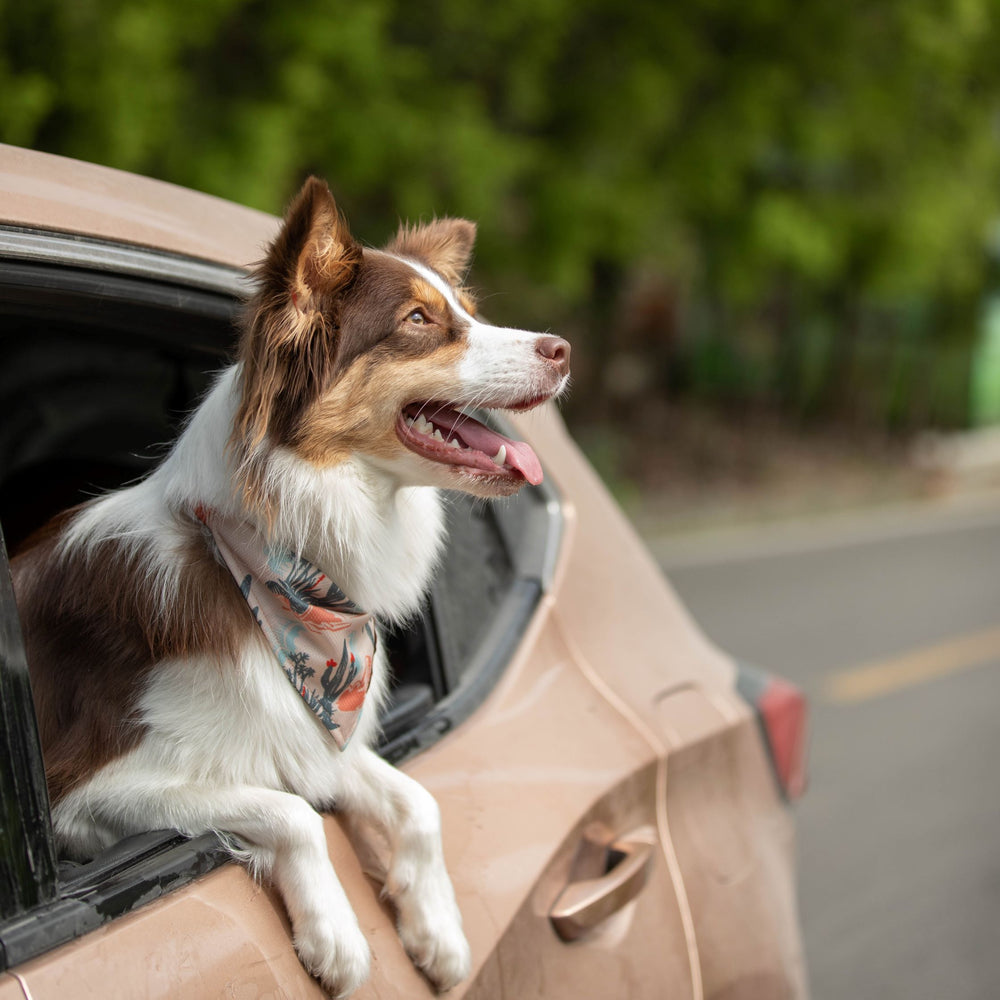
[235,178,362,477]
[262,176,362,329]
[387,218,477,286]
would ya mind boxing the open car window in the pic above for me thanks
[0,226,562,970]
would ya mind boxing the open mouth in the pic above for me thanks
[396,402,544,485]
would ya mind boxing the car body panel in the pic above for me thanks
[407,599,697,999]
[0,976,24,1000]
[8,863,321,999]
[513,407,808,995]
[0,144,807,998]
[0,143,278,268]
[660,689,807,997]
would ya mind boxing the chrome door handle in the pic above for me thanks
[549,826,657,941]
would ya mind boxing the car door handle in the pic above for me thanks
[549,827,657,941]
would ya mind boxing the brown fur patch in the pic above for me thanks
[294,341,469,466]
[327,254,467,373]
[287,252,475,467]
[410,280,450,319]
[234,178,362,465]
[11,509,255,803]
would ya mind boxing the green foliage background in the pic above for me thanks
[4,0,1000,429]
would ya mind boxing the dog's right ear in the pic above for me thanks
[236,178,362,472]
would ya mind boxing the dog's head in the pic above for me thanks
[234,177,570,503]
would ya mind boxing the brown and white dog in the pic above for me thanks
[11,177,570,996]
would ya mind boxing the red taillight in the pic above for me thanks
[758,677,809,800]
[737,665,809,801]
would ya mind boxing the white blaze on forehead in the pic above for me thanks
[389,255,477,324]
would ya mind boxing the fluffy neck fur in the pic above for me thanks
[64,365,447,622]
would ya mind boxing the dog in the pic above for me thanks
[11,176,570,997]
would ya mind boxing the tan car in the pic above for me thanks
[0,144,809,1000]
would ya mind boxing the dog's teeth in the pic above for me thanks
[492,445,507,466]
[406,417,414,427]
[432,429,444,442]
[448,438,461,449]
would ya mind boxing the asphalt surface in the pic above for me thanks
[654,500,1000,1000]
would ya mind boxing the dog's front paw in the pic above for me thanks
[295,918,371,998]
[394,890,472,992]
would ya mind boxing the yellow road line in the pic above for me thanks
[824,625,1000,704]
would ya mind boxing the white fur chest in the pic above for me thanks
[136,632,391,797]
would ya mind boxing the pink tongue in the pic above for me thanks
[435,410,544,485]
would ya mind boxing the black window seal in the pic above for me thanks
[0,521,58,930]
[0,230,564,971]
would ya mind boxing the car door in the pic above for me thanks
[388,601,699,999]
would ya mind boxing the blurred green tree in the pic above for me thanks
[2,0,999,427]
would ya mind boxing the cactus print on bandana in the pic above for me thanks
[195,505,376,749]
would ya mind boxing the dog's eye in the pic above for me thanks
[407,309,429,325]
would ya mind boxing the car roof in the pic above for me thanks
[0,143,280,270]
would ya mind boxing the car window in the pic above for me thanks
[0,226,561,968]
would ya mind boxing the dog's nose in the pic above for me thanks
[536,336,571,377]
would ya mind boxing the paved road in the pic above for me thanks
[654,501,1000,1000]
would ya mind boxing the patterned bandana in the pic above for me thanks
[194,505,376,749]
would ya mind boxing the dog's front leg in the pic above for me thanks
[337,748,471,991]
[58,783,370,998]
